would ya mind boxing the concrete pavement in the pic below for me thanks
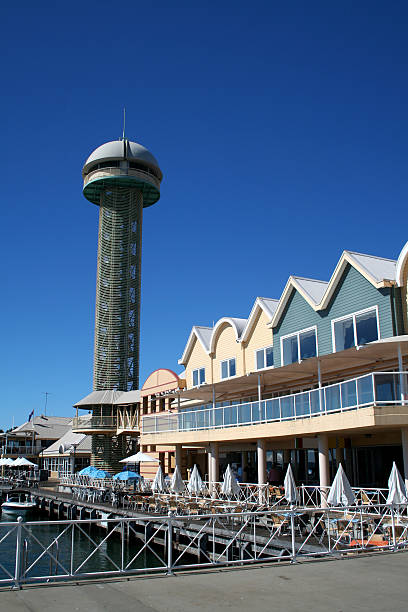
[0,551,407,612]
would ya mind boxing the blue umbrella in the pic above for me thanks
[78,465,98,476]
[93,469,110,479]
[113,470,141,481]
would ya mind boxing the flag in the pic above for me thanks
[28,410,34,422]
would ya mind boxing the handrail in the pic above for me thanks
[3,503,408,586]
[142,371,408,435]
[84,166,160,190]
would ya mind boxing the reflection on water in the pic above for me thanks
[0,511,163,582]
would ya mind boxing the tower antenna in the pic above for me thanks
[122,107,126,141]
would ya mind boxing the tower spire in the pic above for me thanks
[122,107,126,141]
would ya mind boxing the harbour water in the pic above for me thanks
[0,510,161,583]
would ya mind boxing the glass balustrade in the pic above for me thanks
[142,372,408,435]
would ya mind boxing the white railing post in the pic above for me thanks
[14,516,23,589]
[290,508,296,563]
[372,373,376,405]
[167,512,174,575]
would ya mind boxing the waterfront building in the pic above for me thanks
[41,429,91,477]
[74,137,163,470]
[139,243,408,490]
[0,416,72,463]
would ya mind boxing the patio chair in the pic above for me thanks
[147,497,157,513]
[187,502,200,515]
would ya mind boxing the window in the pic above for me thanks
[256,346,274,370]
[332,307,379,352]
[221,358,236,379]
[281,327,317,366]
[192,367,206,387]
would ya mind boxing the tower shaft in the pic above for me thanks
[94,187,143,391]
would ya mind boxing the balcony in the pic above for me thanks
[117,408,139,434]
[142,371,408,435]
[72,415,117,434]
[2,444,43,456]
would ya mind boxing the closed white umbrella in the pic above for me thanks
[120,452,160,463]
[284,464,299,505]
[152,465,166,493]
[170,465,185,494]
[187,465,203,495]
[386,462,408,505]
[327,464,356,506]
[221,465,240,498]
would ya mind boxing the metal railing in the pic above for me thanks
[2,503,408,588]
[142,371,408,434]
[84,166,160,190]
[57,475,390,511]
[72,416,117,431]
[1,445,43,456]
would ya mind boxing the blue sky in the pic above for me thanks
[1,1,407,429]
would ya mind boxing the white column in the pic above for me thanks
[402,428,408,490]
[398,344,406,405]
[318,434,330,507]
[175,444,182,469]
[257,439,266,485]
[210,442,219,483]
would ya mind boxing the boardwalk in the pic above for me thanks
[1,550,407,612]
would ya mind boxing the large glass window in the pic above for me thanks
[281,328,317,366]
[192,367,205,387]
[256,346,274,370]
[221,358,236,379]
[333,308,379,352]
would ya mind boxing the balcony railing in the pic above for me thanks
[1,445,43,456]
[142,371,408,435]
[72,416,117,432]
[83,166,160,190]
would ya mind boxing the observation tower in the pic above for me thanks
[82,138,162,392]
[73,138,162,471]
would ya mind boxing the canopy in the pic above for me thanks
[386,462,408,505]
[9,457,22,466]
[14,457,36,467]
[152,465,166,493]
[0,458,9,466]
[170,465,185,494]
[93,469,110,479]
[327,464,356,506]
[78,465,98,476]
[284,464,299,505]
[221,465,240,498]
[3,458,15,466]
[120,452,160,463]
[113,470,141,481]
[187,464,204,495]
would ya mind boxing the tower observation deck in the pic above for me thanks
[82,139,162,392]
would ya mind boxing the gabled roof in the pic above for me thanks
[270,249,397,328]
[9,416,72,440]
[74,390,124,407]
[241,297,279,342]
[269,276,328,328]
[209,317,248,353]
[178,326,213,366]
[42,429,91,456]
[318,250,396,309]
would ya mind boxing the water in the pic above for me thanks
[0,511,164,584]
